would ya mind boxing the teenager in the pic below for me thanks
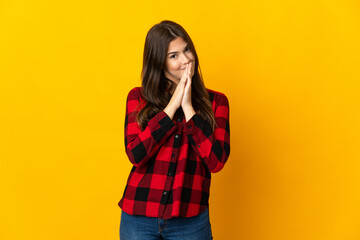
[118,20,230,240]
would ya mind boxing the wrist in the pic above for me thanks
[182,105,194,112]
[164,104,177,119]
[183,106,196,122]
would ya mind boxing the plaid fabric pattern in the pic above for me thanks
[118,87,230,219]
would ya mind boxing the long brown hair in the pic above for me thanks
[136,20,216,131]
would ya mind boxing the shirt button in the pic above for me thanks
[177,118,181,122]
[175,135,179,138]
[163,191,168,195]
[197,145,201,148]
[171,154,175,157]
[168,172,172,176]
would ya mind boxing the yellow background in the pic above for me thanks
[1,0,359,239]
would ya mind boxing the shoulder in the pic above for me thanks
[126,87,143,100]
[206,88,226,96]
[126,87,147,110]
[206,88,229,106]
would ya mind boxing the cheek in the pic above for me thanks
[165,61,175,72]
[189,52,195,62]
[169,61,181,71]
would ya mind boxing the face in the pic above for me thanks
[164,37,195,85]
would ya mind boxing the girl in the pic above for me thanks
[118,20,230,240]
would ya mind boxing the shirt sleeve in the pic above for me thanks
[184,92,230,173]
[124,88,176,168]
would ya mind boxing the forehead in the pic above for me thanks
[167,37,188,52]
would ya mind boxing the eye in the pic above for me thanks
[185,47,190,52]
[170,54,177,59]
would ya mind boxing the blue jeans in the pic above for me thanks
[119,208,213,240]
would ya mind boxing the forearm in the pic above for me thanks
[184,114,230,173]
[125,110,176,167]
[183,94,230,173]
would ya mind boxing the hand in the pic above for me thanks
[166,63,190,110]
[181,62,194,109]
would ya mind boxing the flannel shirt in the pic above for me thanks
[118,87,230,219]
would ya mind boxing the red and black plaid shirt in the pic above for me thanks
[118,87,230,219]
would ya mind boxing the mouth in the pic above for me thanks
[180,63,194,71]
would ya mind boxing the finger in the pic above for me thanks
[180,64,189,82]
[190,62,194,77]
[185,69,191,88]
[186,63,190,76]
[188,63,191,79]
[189,62,193,77]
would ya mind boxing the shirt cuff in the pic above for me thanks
[184,113,211,132]
[184,113,209,157]
[184,113,198,133]
[156,110,175,132]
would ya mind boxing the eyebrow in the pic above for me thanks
[167,45,189,55]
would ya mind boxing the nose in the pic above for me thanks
[182,54,190,64]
